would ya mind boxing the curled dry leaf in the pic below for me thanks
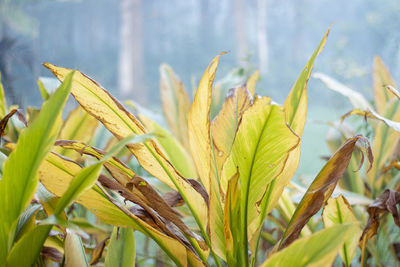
[278,135,373,250]
[359,189,400,248]
[41,246,63,263]
[89,236,110,265]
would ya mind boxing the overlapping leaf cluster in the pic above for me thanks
[0,27,394,267]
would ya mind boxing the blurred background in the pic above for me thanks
[1,0,399,175]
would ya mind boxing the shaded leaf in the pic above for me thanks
[373,56,397,114]
[313,72,372,110]
[360,189,400,252]
[261,224,359,267]
[105,227,135,267]
[54,105,99,160]
[89,236,109,265]
[41,246,63,263]
[279,135,372,249]
[160,64,191,152]
[64,231,89,267]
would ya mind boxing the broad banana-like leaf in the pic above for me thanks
[261,224,359,267]
[39,152,197,267]
[188,54,222,193]
[209,85,252,258]
[0,72,73,265]
[139,114,197,178]
[279,135,372,249]
[54,105,98,160]
[160,64,191,152]
[313,72,372,110]
[44,63,208,230]
[221,96,299,263]
[246,70,259,96]
[65,231,89,267]
[250,29,331,250]
[322,195,362,266]
[105,227,135,267]
[373,56,397,114]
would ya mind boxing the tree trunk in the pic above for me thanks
[118,0,147,104]
[257,0,268,75]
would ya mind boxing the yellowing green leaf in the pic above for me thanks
[0,72,73,265]
[322,195,362,266]
[221,97,299,263]
[279,135,372,249]
[160,64,191,152]
[105,227,135,267]
[0,73,6,118]
[246,70,259,96]
[373,56,397,114]
[44,63,207,230]
[54,105,98,160]
[139,114,197,178]
[261,224,359,267]
[188,54,221,193]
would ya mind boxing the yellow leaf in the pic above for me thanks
[160,64,191,151]
[44,63,207,229]
[246,70,259,96]
[54,105,98,160]
[373,56,397,114]
[188,54,221,194]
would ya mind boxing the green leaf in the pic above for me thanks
[261,224,359,267]
[105,227,135,267]
[0,72,73,264]
[221,97,299,265]
[322,195,362,266]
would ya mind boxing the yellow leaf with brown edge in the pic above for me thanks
[322,195,362,266]
[160,64,191,152]
[278,135,372,250]
[188,54,222,194]
[248,28,330,255]
[209,84,252,259]
[246,70,259,96]
[43,62,208,229]
[373,56,397,114]
[54,105,98,160]
[139,114,197,179]
[38,152,199,267]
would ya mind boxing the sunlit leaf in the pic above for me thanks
[261,224,360,267]
[0,73,7,118]
[221,96,299,264]
[0,72,73,265]
[105,227,135,267]
[322,195,362,266]
[160,64,191,152]
[188,54,222,193]
[44,63,207,231]
[279,135,372,249]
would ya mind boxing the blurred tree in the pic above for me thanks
[257,0,269,75]
[118,0,147,104]
[233,0,247,67]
